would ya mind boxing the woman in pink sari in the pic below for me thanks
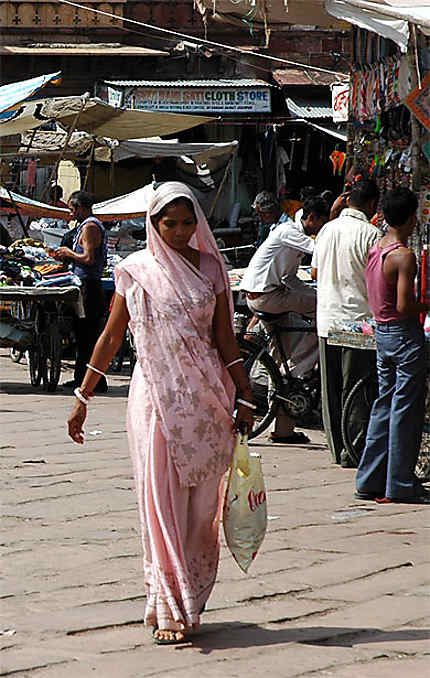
[67,182,254,644]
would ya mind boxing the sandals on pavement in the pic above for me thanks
[152,627,187,646]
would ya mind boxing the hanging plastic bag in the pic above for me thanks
[223,433,267,573]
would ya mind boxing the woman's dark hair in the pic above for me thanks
[382,187,418,228]
[69,190,95,210]
[302,196,330,220]
[151,196,197,229]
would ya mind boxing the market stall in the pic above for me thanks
[0,190,82,392]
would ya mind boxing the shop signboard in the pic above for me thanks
[107,87,123,109]
[130,86,272,113]
[332,83,349,122]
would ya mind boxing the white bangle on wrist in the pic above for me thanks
[86,363,106,377]
[74,387,89,405]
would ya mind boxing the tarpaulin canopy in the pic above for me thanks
[0,72,61,119]
[195,0,347,30]
[93,184,155,221]
[0,95,215,140]
[325,1,430,52]
[112,139,238,163]
[0,186,71,219]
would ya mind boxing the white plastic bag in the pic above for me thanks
[223,433,267,573]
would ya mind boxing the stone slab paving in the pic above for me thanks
[1,349,429,677]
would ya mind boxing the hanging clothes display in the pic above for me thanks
[25,158,37,191]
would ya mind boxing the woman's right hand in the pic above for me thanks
[68,401,87,444]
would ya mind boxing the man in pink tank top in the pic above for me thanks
[356,187,430,504]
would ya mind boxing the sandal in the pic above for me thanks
[354,491,383,501]
[152,627,187,645]
[268,431,310,444]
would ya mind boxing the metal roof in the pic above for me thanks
[272,68,345,87]
[286,96,332,119]
[103,78,273,88]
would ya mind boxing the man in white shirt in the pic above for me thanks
[311,180,380,465]
[241,196,329,443]
[253,190,290,246]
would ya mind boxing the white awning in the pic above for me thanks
[93,184,156,220]
[325,1,430,51]
[305,120,347,141]
[0,95,215,140]
[113,139,238,163]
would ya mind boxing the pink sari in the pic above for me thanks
[115,182,235,630]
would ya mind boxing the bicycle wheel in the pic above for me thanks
[239,338,284,440]
[42,326,62,392]
[341,374,378,467]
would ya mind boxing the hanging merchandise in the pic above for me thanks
[329,148,346,175]
[350,56,406,123]
[405,71,430,133]
[25,158,37,191]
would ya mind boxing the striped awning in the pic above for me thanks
[0,72,62,119]
[0,186,71,219]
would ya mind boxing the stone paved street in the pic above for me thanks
[1,348,429,677]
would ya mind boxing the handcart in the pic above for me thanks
[0,286,83,392]
[327,329,430,480]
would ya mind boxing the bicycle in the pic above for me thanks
[234,309,321,440]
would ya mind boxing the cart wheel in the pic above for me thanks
[341,374,378,467]
[27,347,44,386]
[10,347,24,363]
[42,327,62,392]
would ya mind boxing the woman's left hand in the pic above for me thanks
[234,404,254,435]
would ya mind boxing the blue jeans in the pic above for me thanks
[356,320,426,499]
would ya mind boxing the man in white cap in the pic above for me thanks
[253,191,290,246]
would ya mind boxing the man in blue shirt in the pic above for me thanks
[54,191,108,392]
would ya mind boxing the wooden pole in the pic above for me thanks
[83,138,96,191]
[409,25,422,193]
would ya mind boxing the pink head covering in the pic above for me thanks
[146,181,233,319]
